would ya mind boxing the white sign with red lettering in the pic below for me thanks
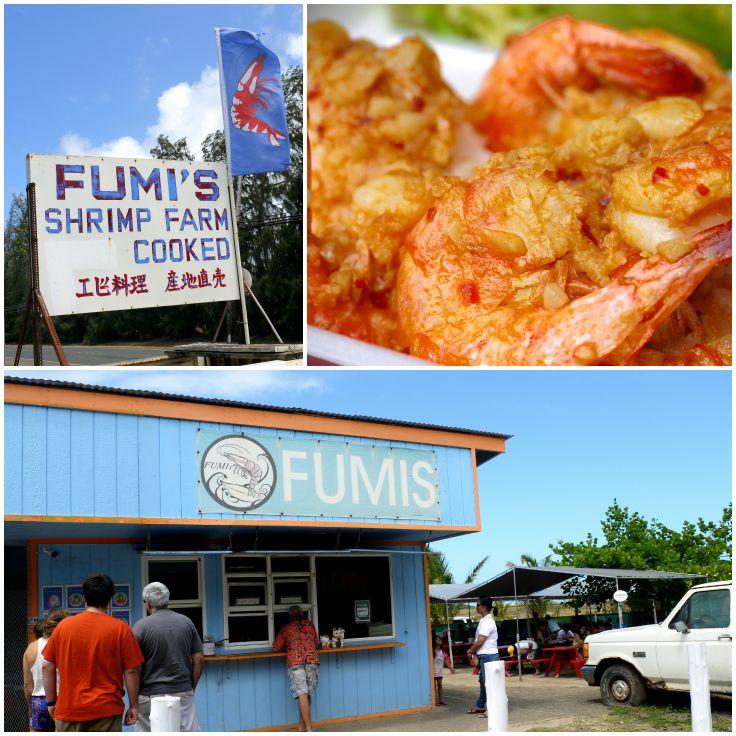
[27,154,241,315]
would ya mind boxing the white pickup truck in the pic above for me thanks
[582,580,732,706]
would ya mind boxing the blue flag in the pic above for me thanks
[215,28,291,175]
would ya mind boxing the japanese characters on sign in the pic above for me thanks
[27,154,241,315]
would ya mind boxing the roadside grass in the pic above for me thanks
[529,702,732,732]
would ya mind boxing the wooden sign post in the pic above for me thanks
[13,183,69,366]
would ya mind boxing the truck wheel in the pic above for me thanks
[600,664,648,707]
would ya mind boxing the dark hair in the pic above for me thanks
[33,620,44,639]
[42,609,68,637]
[83,573,114,607]
[478,597,493,613]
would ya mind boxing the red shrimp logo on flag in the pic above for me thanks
[230,55,287,147]
[215,28,291,176]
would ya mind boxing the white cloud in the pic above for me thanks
[285,33,303,60]
[146,67,223,157]
[59,66,224,161]
[60,133,147,158]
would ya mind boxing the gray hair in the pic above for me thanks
[142,582,170,610]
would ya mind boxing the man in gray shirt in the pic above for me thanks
[132,582,204,732]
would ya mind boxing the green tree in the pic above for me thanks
[505,552,556,620]
[4,194,30,342]
[550,500,732,614]
[149,134,194,160]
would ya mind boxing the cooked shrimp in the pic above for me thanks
[307,20,462,349]
[472,16,728,150]
[397,103,732,365]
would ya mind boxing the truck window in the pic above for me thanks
[671,589,730,630]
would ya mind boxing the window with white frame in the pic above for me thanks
[143,556,205,639]
[222,554,394,648]
[223,555,315,647]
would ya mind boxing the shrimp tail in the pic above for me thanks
[511,221,731,365]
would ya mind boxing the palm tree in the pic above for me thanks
[505,553,557,634]
[427,546,489,626]
[505,553,554,568]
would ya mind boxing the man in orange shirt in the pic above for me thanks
[42,574,144,732]
[273,606,320,732]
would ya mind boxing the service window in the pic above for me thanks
[673,589,731,630]
[315,556,394,641]
[144,557,205,638]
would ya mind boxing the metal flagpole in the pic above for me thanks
[513,567,522,680]
[226,165,251,344]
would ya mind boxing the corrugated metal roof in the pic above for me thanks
[4,377,511,441]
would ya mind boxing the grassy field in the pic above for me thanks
[530,702,732,732]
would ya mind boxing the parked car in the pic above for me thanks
[582,580,732,706]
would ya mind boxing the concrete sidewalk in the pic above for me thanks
[318,668,602,732]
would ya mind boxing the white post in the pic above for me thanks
[687,642,712,732]
[150,695,182,732]
[484,660,508,733]
[445,598,454,670]
[615,577,623,629]
[513,566,522,679]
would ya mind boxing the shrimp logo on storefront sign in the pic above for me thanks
[201,434,276,511]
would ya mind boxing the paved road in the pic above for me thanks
[5,343,170,366]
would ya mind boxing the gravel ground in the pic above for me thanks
[318,667,603,732]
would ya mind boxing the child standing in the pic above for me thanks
[433,636,453,705]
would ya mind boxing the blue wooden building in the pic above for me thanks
[4,377,508,731]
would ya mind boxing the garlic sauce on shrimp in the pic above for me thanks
[396,101,732,365]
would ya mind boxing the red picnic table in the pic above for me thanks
[541,645,586,678]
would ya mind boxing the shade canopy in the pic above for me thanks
[457,566,705,601]
[429,583,476,603]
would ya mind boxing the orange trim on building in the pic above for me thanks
[5,383,506,455]
[7,514,480,533]
[472,449,482,529]
[423,543,436,707]
[252,704,434,732]
[30,537,144,545]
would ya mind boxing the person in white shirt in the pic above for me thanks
[465,597,499,716]
[556,623,574,643]
[545,615,561,635]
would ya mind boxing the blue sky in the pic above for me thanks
[4,3,302,218]
[5,369,731,581]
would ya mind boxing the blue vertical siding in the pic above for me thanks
[36,545,432,730]
[6,405,477,529]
